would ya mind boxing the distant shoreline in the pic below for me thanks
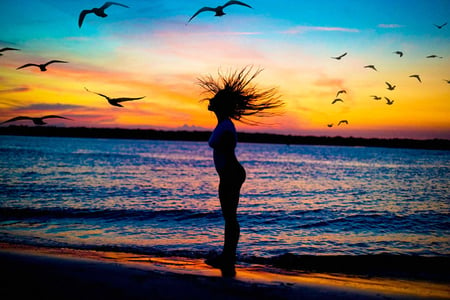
[0,125,449,150]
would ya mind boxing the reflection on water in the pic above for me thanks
[0,135,449,257]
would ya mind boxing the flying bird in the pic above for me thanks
[79,2,129,28]
[385,82,396,90]
[1,115,72,125]
[187,1,252,24]
[338,120,348,126]
[0,47,20,56]
[384,97,394,105]
[16,60,68,71]
[409,74,422,83]
[434,22,447,29]
[331,98,344,104]
[336,89,346,97]
[370,95,382,100]
[426,54,443,58]
[364,65,377,71]
[444,79,450,84]
[327,123,333,128]
[393,51,403,57]
[331,52,347,60]
[85,87,145,107]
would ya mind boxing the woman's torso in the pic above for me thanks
[208,119,243,175]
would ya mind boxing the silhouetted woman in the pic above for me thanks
[198,66,283,277]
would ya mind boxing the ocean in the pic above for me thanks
[1,135,449,263]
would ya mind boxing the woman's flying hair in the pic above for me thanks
[198,66,284,124]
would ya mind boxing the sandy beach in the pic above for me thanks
[0,243,448,300]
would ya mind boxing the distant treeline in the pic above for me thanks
[0,125,449,150]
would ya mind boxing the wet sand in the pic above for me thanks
[0,243,448,300]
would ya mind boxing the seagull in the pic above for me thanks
[331,98,344,104]
[187,1,252,24]
[16,60,68,71]
[79,2,129,28]
[85,87,145,107]
[336,89,346,97]
[338,120,348,126]
[434,22,447,29]
[0,47,20,56]
[370,95,382,100]
[393,51,403,57]
[364,65,377,71]
[331,52,347,60]
[426,54,443,58]
[327,123,333,128]
[384,97,394,105]
[385,82,396,90]
[0,115,72,125]
[409,74,422,83]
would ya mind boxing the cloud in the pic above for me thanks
[378,24,404,28]
[281,26,360,34]
[9,103,87,112]
[0,86,30,93]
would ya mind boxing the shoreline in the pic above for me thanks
[0,243,449,299]
[1,125,449,150]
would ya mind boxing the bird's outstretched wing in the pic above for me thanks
[385,82,393,89]
[338,120,348,125]
[101,2,130,10]
[45,60,68,66]
[223,1,253,9]
[116,96,145,103]
[42,115,72,120]
[16,63,38,70]
[85,87,110,100]
[1,116,32,124]
[0,47,20,52]
[188,7,216,23]
[78,9,91,28]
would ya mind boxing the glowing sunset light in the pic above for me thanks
[0,0,448,139]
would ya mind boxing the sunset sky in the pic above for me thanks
[1,0,449,139]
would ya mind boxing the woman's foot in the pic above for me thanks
[205,254,236,277]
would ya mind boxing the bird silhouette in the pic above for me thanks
[79,2,129,28]
[393,51,403,57]
[426,54,443,58]
[385,82,396,90]
[17,60,68,71]
[1,115,72,125]
[187,1,252,24]
[371,95,382,100]
[331,98,344,104]
[331,52,347,60]
[327,123,333,128]
[85,87,145,107]
[336,90,346,97]
[364,65,377,71]
[444,79,450,84]
[434,22,447,29]
[409,74,422,83]
[338,120,348,126]
[0,47,20,56]
[384,97,394,105]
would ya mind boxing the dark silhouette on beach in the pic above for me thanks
[198,66,283,277]
[78,1,129,28]
[0,115,72,125]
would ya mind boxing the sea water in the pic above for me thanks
[0,135,449,260]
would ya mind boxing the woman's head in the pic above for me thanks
[198,66,284,124]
